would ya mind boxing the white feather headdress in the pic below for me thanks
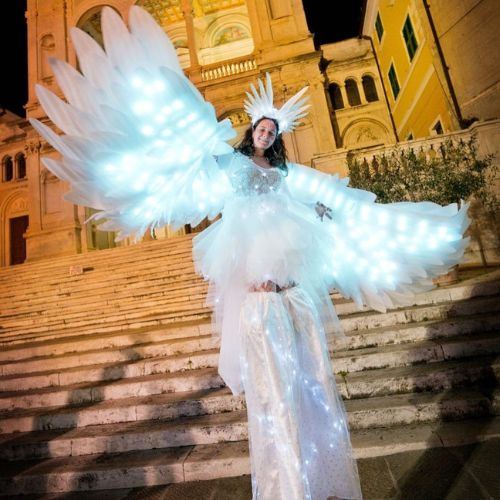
[244,73,310,133]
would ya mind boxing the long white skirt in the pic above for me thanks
[239,287,362,500]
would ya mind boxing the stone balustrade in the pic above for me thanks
[201,57,257,81]
[312,119,500,178]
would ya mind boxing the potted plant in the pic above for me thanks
[346,134,498,284]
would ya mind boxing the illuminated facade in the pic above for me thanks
[1,0,498,266]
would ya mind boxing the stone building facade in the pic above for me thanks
[1,0,498,266]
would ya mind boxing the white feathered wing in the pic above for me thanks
[30,6,235,240]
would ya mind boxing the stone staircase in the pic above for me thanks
[0,235,499,496]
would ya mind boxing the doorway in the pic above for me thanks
[10,215,29,265]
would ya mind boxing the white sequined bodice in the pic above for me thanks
[230,157,283,196]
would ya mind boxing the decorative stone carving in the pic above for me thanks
[10,197,29,215]
[25,141,41,156]
[225,110,251,127]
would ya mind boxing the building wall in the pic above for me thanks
[363,0,461,140]
[322,37,396,151]
[428,0,500,122]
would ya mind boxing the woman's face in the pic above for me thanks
[252,119,278,151]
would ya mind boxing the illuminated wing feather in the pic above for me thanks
[29,6,235,240]
[287,164,470,312]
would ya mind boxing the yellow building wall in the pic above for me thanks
[371,0,458,139]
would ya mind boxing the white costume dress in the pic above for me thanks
[29,7,470,500]
[193,153,363,499]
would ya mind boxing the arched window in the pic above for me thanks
[362,75,378,102]
[2,156,13,182]
[345,79,361,106]
[328,83,344,110]
[15,153,26,179]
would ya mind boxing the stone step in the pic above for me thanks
[0,321,212,365]
[0,387,243,434]
[2,328,499,393]
[0,306,212,346]
[3,269,498,323]
[335,330,500,373]
[2,268,498,330]
[0,335,499,411]
[0,269,203,316]
[2,309,498,379]
[0,265,199,312]
[0,347,221,392]
[0,388,492,461]
[0,278,205,318]
[1,417,499,495]
[0,365,490,435]
[1,349,498,418]
[2,283,498,351]
[343,354,500,400]
[0,237,195,282]
[0,367,226,412]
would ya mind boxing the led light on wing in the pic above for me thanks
[172,99,183,110]
[378,210,389,225]
[428,237,438,249]
[153,80,166,92]
[309,178,319,193]
[141,125,155,136]
[133,100,153,115]
[360,204,370,220]
[131,77,144,88]
[397,215,407,231]
[333,193,344,209]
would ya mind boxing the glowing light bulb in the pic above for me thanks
[153,80,165,92]
[141,125,155,136]
[378,211,389,225]
[172,99,183,110]
[132,100,153,114]
[131,77,143,88]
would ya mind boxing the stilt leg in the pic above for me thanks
[281,287,362,500]
[240,291,310,500]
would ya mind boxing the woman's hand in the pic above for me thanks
[315,201,333,221]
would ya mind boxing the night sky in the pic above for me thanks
[0,1,363,118]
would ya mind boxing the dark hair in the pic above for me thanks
[236,116,288,174]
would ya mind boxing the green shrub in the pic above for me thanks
[347,134,498,211]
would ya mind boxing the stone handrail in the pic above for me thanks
[201,57,257,81]
[312,119,500,177]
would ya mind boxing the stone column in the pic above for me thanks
[182,0,201,83]
[23,132,82,261]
